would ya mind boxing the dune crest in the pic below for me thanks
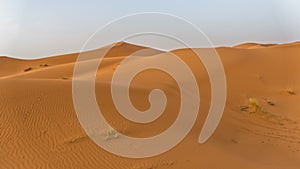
[233,41,300,49]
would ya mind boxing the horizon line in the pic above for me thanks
[1,41,300,60]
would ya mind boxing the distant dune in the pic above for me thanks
[233,42,300,49]
[0,42,299,169]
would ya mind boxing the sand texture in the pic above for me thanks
[0,42,300,169]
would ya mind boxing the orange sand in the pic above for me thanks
[0,42,299,168]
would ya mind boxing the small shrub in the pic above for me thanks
[39,64,49,67]
[24,67,32,72]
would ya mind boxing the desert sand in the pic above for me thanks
[0,42,300,168]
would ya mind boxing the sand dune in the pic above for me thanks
[233,42,300,49]
[0,42,299,168]
[233,43,277,49]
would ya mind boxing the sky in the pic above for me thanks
[0,0,300,59]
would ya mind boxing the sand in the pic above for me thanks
[0,42,299,168]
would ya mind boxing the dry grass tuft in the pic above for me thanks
[248,97,261,113]
[104,126,119,141]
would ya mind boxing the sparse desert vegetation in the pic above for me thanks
[39,64,49,67]
[104,126,119,141]
[248,97,261,113]
[24,67,32,72]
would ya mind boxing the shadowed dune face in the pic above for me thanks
[0,42,300,168]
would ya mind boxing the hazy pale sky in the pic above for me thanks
[1,0,300,59]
